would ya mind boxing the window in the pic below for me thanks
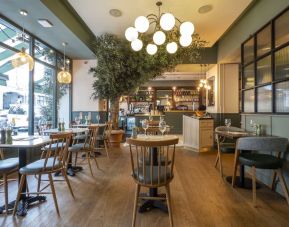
[0,17,72,135]
[241,7,289,113]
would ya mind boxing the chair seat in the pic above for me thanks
[239,153,282,169]
[19,157,61,174]
[133,166,173,185]
[69,143,90,152]
[0,158,19,173]
[220,143,235,153]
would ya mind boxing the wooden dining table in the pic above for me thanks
[129,134,179,213]
[215,128,259,189]
[0,135,51,216]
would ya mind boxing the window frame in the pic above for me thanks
[241,6,289,114]
[0,14,72,135]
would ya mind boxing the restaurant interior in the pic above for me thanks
[0,0,289,226]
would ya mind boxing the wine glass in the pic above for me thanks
[225,119,231,130]
[96,114,100,124]
[142,119,149,136]
[149,115,153,122]
[75,117,80,126]
[159,120,167,136]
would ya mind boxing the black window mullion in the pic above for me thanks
[28,37,35,135]
[271,20,276,113]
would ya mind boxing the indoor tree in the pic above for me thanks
[90,33,206,129]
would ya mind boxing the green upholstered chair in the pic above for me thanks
[232,136,289,206]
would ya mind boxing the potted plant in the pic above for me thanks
[90,33,206,140]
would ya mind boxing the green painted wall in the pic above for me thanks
[217,0,289,62]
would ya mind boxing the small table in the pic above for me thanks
[129,135,179,213]
[0,136,51,216]
[215,129,258,189]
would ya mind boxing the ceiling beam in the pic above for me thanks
[41,0,96,55]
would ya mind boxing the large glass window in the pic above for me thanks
[275,81,289,112]
[257,85,272,112]
[0,17,72,135]
[243,38,254,65]
[257,25,271,57]
[0,47,29,135]
[275,45,289,81]
[275,9,289,48]
[34,62,55,131]
[243,89,254,112]
[241,8,289,113]
[243,63,255,88]
[257,55,271,84]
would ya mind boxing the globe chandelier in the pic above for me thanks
[57,42,72,84]
[125,1,195,55]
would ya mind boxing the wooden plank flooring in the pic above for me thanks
[1,145,289,227]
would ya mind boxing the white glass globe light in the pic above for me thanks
[125,27,138,41]
[146,44,157,55]
[131,39,143,51]
[135,16,150,33]
[160,13,175,31]
[153,31,166,45]
[179,35,192,47]
[180,21,195,36]
[166,42,178,54]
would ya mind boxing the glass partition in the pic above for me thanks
[257,85,272,112]
[257,25,271,57]
[275,9,289,48]
[275,81,289,112]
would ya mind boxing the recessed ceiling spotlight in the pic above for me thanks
[19,9,28,16]
[38,19,53,28]
[198,5,213,14]
[109,9,122,17]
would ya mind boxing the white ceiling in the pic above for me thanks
[68,0,253,46]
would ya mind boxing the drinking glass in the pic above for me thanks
[75,117,80,125]
[159,120,167,136]
[142,119,149,136]
[96,114,100,124]
[224,119,231,129]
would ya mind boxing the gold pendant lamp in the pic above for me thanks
[57,42,71,84]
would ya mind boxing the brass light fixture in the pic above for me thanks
[125,1,195,55]
[57,42,71,84]
[11,9,34,71]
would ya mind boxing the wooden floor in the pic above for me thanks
[1,145,289,227]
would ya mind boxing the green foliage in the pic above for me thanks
[90,33,206,102]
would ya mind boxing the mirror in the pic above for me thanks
[208,76,215,106]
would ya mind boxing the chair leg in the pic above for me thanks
[3,174,8,214]
[214,154,219,168]
[74,152,78,166]
[37,174,42,196]
[218,151,223,177]
[271,170,277,191]
[252,166,257,207]
[87,154,94,176]
[92,152,99,169]
[61,168,75,199]
[165,184,173,227]
[48,173,60,215]
[13,175,26,216]
[276,169,289,205]
[232,150,240,187]
[132,184,140,227]
[104,140,109,158]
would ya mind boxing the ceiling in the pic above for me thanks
[68,0,253,47]
[0,0,94,59]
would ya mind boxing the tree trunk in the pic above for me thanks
[110,98,119,129]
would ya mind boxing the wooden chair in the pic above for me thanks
[215,126,245,177]
[96,122,112,158]
[127,137,179,227]
[13,132,75,216]
[69,125,99,176]
[0,149,18,214]
[232,137,289,206]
